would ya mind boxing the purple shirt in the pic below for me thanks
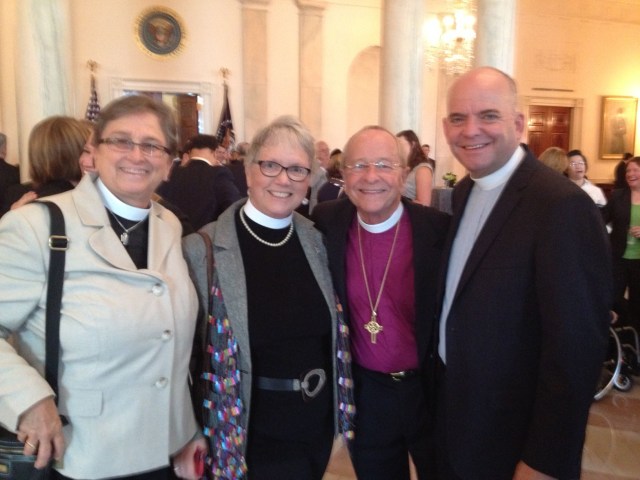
[346,211,418,372]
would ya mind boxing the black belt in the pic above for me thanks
[255,368,327,401]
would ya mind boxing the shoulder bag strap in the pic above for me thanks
[39,201,68,406]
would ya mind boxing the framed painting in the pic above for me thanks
[599,96,637,159]
[135,7,185,59]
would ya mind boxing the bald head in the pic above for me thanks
[443,67,524,178]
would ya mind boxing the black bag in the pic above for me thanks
[0,202,67,480]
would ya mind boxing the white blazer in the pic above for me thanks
[0,175,199,479]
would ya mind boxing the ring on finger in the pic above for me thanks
[25,440,37,450]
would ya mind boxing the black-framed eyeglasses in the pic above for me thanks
[98,137,171,157]
[257,160,311,182]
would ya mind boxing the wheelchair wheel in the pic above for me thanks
[594,327,623,401]
[614,373,633,392]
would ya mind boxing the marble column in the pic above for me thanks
[296,0,326,139]
[14,0,73,173]
[474,0,516,74]
[379,0,424,133]
[240,0,270,141]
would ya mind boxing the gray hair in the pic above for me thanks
[245,116,317,172]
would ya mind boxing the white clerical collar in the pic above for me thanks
[243,199,292,228]
[190,156,214,166]
[96,178,150,221]
[358,202,404,234]
[472,145,525,191]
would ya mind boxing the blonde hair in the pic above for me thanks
[538,147,568,174]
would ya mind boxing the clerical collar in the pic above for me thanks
[472,145,525,191]
[243,199,292,229]
[357,202,404,234]
[190,156,214,166]
[96,178,150,221]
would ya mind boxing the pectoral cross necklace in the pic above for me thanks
[357,219,401,344]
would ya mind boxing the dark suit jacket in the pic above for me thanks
[312,197,450,369]
[602,187,631,259]
[437,149,612,479]
[156,159,241,231]
[0,158,20,213]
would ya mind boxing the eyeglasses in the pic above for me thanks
[569,161,586,167]
[342,160,401,174]
[257,160,311,182]
[98,137,171,157]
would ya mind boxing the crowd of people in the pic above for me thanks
[0,66,634,480]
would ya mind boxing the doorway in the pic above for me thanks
[527,105,571,157]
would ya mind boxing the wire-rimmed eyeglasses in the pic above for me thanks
[257,160,311,182]
[342,159,401,174]
[98,137,171,157]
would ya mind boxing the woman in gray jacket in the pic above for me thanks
[182,116,354,479]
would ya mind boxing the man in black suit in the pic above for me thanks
[0,133,20,214]
[157,134,240,230]
[313,126,449,479]
[436,67,611,480]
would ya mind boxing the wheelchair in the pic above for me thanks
[594,324,640,400]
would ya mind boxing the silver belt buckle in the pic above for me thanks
[296,368,327,402]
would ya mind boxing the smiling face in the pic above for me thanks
[626,159,640,190]
[443,68,524,178]
[342,127,407,224]
[246,138,311,219]
[94,112,172,208]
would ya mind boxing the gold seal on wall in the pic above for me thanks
[135,6,186,59]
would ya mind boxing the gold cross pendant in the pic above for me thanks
[364,312,383,344]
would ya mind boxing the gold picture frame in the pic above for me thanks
[599,96,637,159]
[135,6,186,59]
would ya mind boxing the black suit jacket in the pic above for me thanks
[437,149,612,479]
[0,159,20,213]
[313,197,450,369]
[156,159,241,231]
[602,187,631,259]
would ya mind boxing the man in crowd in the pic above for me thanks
[436,66,611,480]
[313,126,449,479]
[157,134,240,230]
[0,133,20,211]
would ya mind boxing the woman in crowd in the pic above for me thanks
[566,149,607,207]
[182,116,354,479]
[397,129,433,206]
[538,146,569,174]
[603,156,640,333]
[0,95,204,480]
[317,148,344,203]
[1,116,89,215]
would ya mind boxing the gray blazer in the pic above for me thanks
[183,199,341,452]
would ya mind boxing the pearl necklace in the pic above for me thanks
[108,210,146,246]
[239,207,294,247]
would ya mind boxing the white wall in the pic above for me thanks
[2,0,640,182]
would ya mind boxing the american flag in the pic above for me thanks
[216,82,234,149]
[85,74,101,122]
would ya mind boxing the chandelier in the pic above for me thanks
[424,0,476,76]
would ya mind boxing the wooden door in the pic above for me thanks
[527,106,571,157]
[177,94,199,150]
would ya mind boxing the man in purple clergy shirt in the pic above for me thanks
[312,126,450,479]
